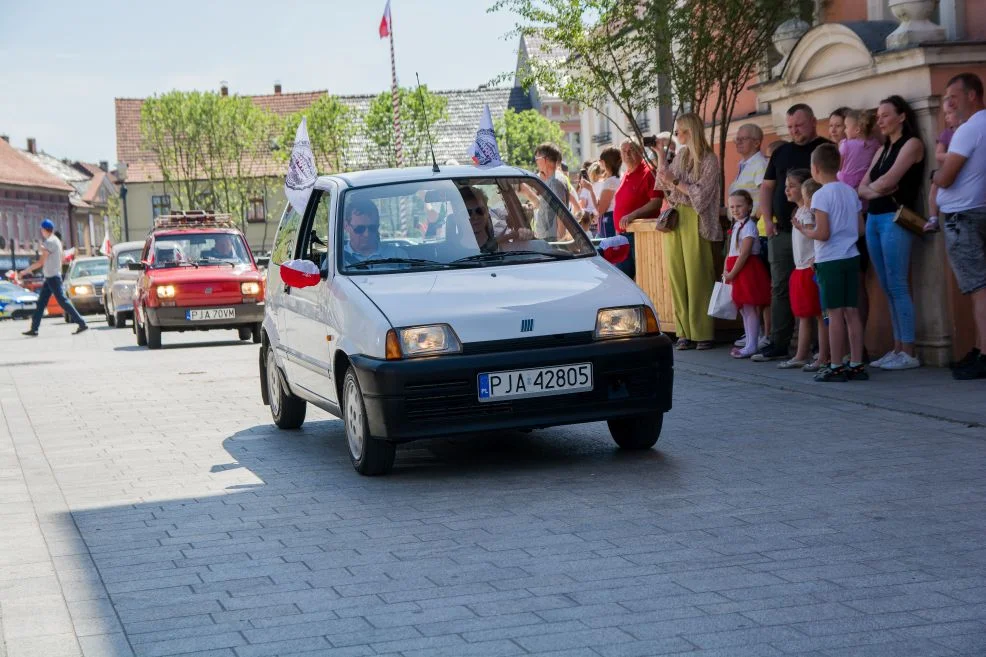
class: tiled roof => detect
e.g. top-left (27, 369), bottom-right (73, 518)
top-left (522, 34), bottom-right (569, 64)
top-left (0, 139), bottom-right (74, 192)
top-left (81, 171), bottom-right (107, 203)
top-left (116, 87), bottom-right (533, 182)
top-left (75, 161), bottom-right (119, 184)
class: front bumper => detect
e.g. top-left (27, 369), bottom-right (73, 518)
top-left (349, 333), bottom-right (674, 442)
top-left (68, 295), bottom-right (103, 314)
top-left (146, 303), bottom-right (264, 330)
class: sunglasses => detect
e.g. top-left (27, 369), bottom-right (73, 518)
top-left (466, 207), bottom-right (486, 217)
top-left (349, 223), bottom-right (379, 235)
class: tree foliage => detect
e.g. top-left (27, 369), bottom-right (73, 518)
top-left (363, 86), bottom-right (449, 168)
top-left (494, 108), bottom-right (571, 169)
top-left (280, 95), bottom-right (356, 173)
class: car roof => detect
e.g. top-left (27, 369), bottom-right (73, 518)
top-left (319, 165), bottom-right (536, 190)
top-left (152, 228), bottom-right (243, 238)
top-left (112, 241), bottom-right (145, 253)
top-left (74, 256), bottom-right (109, 263)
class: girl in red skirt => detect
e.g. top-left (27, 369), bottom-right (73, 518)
top-left (781, 172), bottom-right (831, 371)
top-left (724, 190), bottom-right (772, 358)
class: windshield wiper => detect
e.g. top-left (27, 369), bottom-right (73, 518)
top-left (195, 258), bottom-right (236, 267)
top-left (347, 257), bottom-right (462, 270)
top-left (153, 261), bottom-right (198, 269)
top-left (452, 250), bottom-right (576, 264)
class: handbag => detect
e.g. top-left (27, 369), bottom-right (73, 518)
top-left (655, 205), bottom-right (679, 233)
top-left (893, 203), bottom-right (928, 236)
top-left (708, 281), bottom-right (737, 320)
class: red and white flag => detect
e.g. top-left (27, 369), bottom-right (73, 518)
top-left (99, 228), bottom-right (112, 256)
top-left (379, 0), bottom-right (392, 38)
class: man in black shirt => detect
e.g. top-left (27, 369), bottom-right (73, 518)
top-left (754, 104), bottom-right (831, 361)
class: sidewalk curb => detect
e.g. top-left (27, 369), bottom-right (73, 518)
top-left (675, 361), bottom-right (986, 429)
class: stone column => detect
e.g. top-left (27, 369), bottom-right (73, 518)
top-left (910, 96), bottom-right (952, 366)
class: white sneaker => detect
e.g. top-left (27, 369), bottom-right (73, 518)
top-left (883, 353), bottom-right (921, 370)
top-left (758, 336), bottom-right (772, 350)
top-left (734, 337), bottom-right (747, 348)
top-left (870, 351), bottom-right (898, 368)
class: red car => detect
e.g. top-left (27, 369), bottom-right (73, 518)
top-left (131, 212), bottom-right (265, 349)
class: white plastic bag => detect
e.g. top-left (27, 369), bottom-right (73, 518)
top-left (708, 281), bottom-right (737, 320)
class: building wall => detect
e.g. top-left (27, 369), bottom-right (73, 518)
top-left (826, 0), bottom-right (868, 22)
top-left (0, 185), bottom-right (71, 251)
top-left (124, 181), bottom-right (287, 255)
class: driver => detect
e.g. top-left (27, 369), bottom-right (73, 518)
top-left (343, 199), bottom-right (407, 264)
top-left (202, 235), bottom-right (237, 260)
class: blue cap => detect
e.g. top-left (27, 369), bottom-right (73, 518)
top-left (40, 219), bottom-right (55, 231)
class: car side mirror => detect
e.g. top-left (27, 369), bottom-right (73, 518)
top-left (127, 261), bottom-right (146, 271)
top-left (280, 259), bottom-right (321, 289)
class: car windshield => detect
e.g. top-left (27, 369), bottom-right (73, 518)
top-left (116, 249), bottom-right (142, 269)
top-left (150, 233), bottom-right (251, 267)
top-left (337, 176), bottom-right (595, 274)
top-left (68, 259), bottom-right (109, 278)
top-left (0, 282), bottom-right (30, 296)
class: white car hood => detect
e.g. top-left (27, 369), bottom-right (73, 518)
top-left (349, 257), bottom-right (650, 343)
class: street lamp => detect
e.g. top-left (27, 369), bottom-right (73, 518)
top-left (116, 162), bottom-right (130, 241)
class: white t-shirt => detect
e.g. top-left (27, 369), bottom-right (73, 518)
top-left (937, 109), bottom-right (986, 213)
top-left (578, 188), bottom-right (595, 214)
top-left (810, 181), bottom-right (861, 264)
top-left (728, 218), bottom-right (760, 257)
top-left (792, 206), bottom-right (815, 269)
top-left (42, 235), bottom-right (63, 278)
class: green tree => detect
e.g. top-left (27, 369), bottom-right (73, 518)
top-left (280, 94), bottom-right (356, 173)
top-left (495, 108), bottom-right (571, 169)
top-left (363, 86), bottom-right (449, 168)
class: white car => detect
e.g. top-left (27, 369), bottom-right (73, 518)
top-left (260, 165), bottom-right (674, 475)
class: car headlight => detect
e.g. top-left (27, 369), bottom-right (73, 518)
top-left (386, 324), bottom-right (462, 359)
top-left (594, 306), bottom-right (659, 339)
top-left (156, 285), bottom-right (176, 298)
top-left (241, 281), bottom-right (261, 296)
top-left (71, 285), bottom-right (92, 296)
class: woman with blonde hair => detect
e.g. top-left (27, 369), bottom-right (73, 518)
top-left (655, 113), bottom-right (723, 350)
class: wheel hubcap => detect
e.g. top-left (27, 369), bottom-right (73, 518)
top-left (266, 350), bottom-right (281, 417)
top-left (345, 378), bottom-right (364, 461)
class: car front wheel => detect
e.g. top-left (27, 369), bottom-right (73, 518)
top-left (343, 368), bottom-right (395, 476)
top-left (266, 347), bottom-right (306, 429)
top-left (608, 412), bottom-right (664, 450)
top-left (146, 321), bottom-right (161, 350)
top-left (105, 300), bottom-right (116, 327)
top-left (135, 309), bottom-right (146, 346)
top-left (238, 326), bottom-right (252, 341)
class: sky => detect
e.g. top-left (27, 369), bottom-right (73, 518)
top-left (0, 0), bottom-right (522, 165)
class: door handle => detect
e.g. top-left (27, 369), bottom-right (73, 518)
top-left (283, 284), bottom-right (291, 294)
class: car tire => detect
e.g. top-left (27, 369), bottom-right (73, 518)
top-left (135, 311), bottom-right (147, 346)
top-left (64, 314), bottom-right (72, 323)
top-left (238, 326), bottom-right (252, 341)
top-left (343, 368), bottom-right (395, 476)
top-left (251, 323), bottom-right (262, 344)
top-left (266, 347), bottom-right (306, 429)
top-left (608, 412), bottom-right (664, 450)
top-left (114, 311), bottom-right (126, 328)
top-left (106, 302), bottom-right (116, 327)
top-left (146, 322), bottom-right (162, 350)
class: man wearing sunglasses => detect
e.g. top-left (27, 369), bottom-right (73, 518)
top-left (343, 199), bottom-right (406, 263)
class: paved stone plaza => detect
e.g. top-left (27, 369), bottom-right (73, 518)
top-left (1, 317), bottom-right (985, 657)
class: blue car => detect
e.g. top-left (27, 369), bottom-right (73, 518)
top-left (0, 281), bottom-right (40, 320)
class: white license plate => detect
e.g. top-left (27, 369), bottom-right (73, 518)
top-left (478, 363), bottom-right (592, 402)
top-left (186, 307), bottom-right (235, 321)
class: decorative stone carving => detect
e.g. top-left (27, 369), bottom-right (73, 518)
top-left (886, 0), bottom-right (946, 48)
top-left (772, 17), bottom-right (812, 77)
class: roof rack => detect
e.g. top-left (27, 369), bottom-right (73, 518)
top-left (152, 211), bottom-right (237, 232)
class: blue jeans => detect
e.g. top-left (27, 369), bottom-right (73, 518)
top-left (31, 276), bottom-right (86, 331)
top-left (598, 212), bottom-right (615, 238)
top-left (866, 211), bottom-right (915, 344)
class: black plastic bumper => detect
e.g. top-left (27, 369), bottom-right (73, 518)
top-left (349, 333), bottom-right (674, 442)
top-left (146, 303), bottom-right (263, 330)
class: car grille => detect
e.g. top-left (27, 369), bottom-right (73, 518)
top-left (462, 332), bottom-right (594, 355)
top-left (403, 365), bottom-right (658, 423)
top-left (93, 282), bottom-right (104, 296)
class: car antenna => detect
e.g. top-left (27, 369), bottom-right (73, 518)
top-left (416, 72), bottom-right (440, 173)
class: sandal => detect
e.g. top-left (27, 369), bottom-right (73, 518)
top-left (675, 338), bottom-right (694, 350)
top-left (777, 358), bottom-right (809, 369)
top-left (802, 360), bottom-right (823, 372)
top-left (696, 341), bottom-right (716, 351)
top-left (731, 347), bottom-right (754, 359)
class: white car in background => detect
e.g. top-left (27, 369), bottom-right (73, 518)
top-left (260, 165), bottom-right (674, 475)
top-left (103, 240), bottom-right (145, 328)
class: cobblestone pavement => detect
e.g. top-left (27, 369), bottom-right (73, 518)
top-left (1, 317), bottom-right (985, 657)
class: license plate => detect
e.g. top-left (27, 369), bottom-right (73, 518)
top-left (478, 363), bottom-right (592, 402)
top-left (186, 307), bottom-right (235, 321)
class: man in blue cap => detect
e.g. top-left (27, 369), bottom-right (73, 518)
top-left (19, 219), bottom-right (87, 336)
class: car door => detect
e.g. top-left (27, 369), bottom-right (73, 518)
top-left (281, 187), bottom-right (338, 403)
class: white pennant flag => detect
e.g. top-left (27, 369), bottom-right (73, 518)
top-left (284, 117), bottom-right (317, 214)
top-left (469, 104), bottom-right (502, 167)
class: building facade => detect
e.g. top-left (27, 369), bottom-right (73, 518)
top-left (0, 136), bottom-right (73, 257)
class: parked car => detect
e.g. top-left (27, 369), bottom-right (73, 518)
top-left (131, 212), bottom-right (265, 349)
top-left (103, 241), bottom-right (145, 328)
top-left (18, 273), bottom-right (64, 317)
top-left (63, 256), bottom-right (109, 318)
top-left (260, 165), bottom-right (674, 476)
top-left (0, 281), bottom-right (39, 320)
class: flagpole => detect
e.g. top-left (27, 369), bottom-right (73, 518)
top-left (388, 8), bottom-right (404, 168)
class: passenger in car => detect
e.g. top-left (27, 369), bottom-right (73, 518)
top-left (461, 186), bottom-right (535, 253)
